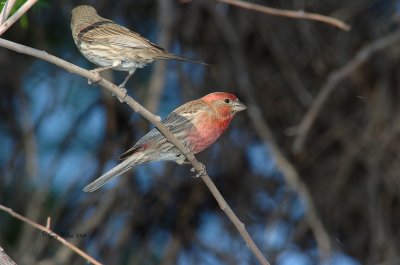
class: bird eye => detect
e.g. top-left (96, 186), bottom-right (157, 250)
top-left (224, 98), bottom-right (230, 103)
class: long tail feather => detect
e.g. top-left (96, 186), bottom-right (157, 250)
top-left (161, 53), bottom-right (210, 66)
top-left (83, 156), bottom-right (138, 192)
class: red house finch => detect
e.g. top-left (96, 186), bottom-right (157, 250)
top-left (84, 92), bottom-right (246, 192)
top-left (71, 5), bottom-right (206, 88)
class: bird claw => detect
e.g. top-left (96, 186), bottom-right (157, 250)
top-left (115, 85), bottom-right (128, 103)
top-left (88, 70), bottom-right (102, 84)
top-left (155, 115), bottom-right (161, 122)
top-left (191, 163), bottom-right (206, 178)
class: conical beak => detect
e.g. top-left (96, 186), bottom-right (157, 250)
top-left (233, 99), bottom-right (247, 112)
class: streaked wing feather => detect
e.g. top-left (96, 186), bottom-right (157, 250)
top-left (81, 22), bottom-right (161, 49)
top-left (119, 100), bottom-right (204, 160)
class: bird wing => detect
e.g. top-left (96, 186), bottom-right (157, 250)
top-left (118, 100), bottom-right (205, 161)
top-left (79, 20), bottom-right (164, 50)
top-left (77, 20), bottom-right (208, 64)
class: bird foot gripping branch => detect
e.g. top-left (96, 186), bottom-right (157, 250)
top-left (191, 163), bottom-right (207, 178)
top-left (115, 86), bottom-right (128, 103)
top-left (87, 68), bottom-right (128, 102)
top-left (88, 69), bottom-right (102, 85)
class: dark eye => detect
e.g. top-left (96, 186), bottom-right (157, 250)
top-left (224, 98), bottom-right (230, 103)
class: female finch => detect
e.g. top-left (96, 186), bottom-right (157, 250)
top-left (71, 5), bottom-right (206, 88)
top-left (84, 92), bottom-right (247, 192)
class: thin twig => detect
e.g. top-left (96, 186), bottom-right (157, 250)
top-left (0, 0), bottom-right (38, 36)
top-left (0, 38), bottom-right (271, 265)
top-left (292, 29), bottom-right (400, 153)
top-left (0, 204), bottom-right (102, 265)
top-left (182, 0), bottom-right (350, 31)
top-left (0, 0), bottom-right (16, 24)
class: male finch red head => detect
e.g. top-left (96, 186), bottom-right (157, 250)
top-left (71, 5), bottom-right (206, 88)
top-left (83, 92), bottom-right (247, 192)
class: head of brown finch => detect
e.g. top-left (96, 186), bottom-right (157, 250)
top-left (83, 92), bottom-right (246, 192)
top-left (71, 5), bottom-right (207, 88)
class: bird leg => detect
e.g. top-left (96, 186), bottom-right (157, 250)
top-left (113, 69), bottom-right (134, 102)
top-left (118, 69), bottom-right (136, 89)
top-left (175, 153), bottom-right (189, 165)
top-left (113, 69), bottom-right (136, 102)
top-left (88, 60), bottom-right (122, 85)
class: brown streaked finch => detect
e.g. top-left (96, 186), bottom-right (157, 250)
top-left (83, 92), bottom-right (247, 192)
top-left (71, 5), bottom-right (207, 89)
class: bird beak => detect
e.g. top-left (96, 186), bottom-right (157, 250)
top-left (233, 99), bottom-right (247, 112)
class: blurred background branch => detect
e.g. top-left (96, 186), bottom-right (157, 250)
top-left (0, 0), bottom-right (17, 24)
top-left (0, 0), bottom-right (37, 35)
top-left (292, 29), bottom-right (400, 153)
top-left (182, 0), bottom-right (351, 31)
top-left (144, 0), bottom-right (174, 113)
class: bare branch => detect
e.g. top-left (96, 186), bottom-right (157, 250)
top-left (182, 0), bottom-right (350, 31)
top-left (0, 204), bottom-right (102, 265)
top-left (0, 38), bottom-right (271, 265)
top-left (292, 29), bottom-right (400, 153)
top-left (0, 0), bottom-right (17, 24)
top-left (0, 0), bottom-right (38, 36)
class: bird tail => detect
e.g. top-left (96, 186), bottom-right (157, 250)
top-left (161, 53), bottom-right (210, 66)
top-left (83, 155), bottom-right (140, 192)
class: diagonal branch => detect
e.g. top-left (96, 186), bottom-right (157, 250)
top-left (0, 0), bottom-right (38, 36)
top-left (0, 204), bottom-right (102, 265)
top-left (0, 38), bottom-right (271, 265)
top-left (292, 29), bottom-right (400, 153)
top-left (182, 0), bottom-right (350, 31)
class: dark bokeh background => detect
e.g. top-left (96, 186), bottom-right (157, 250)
top-left (0, 0), bottom-right (400, 264)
